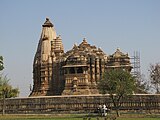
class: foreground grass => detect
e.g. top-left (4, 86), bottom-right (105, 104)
top-left (0, 114), bottom-right (160, 120)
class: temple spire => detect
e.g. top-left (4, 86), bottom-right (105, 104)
top-left (36, 18), bottom-right (57, 62)
top-left (30, 18), bottom-right (63, 96)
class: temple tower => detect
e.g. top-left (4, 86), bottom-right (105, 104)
top-left (30, 18), bottom-right (64, 96)
top-left (106, 48), bottom-right (132, 72)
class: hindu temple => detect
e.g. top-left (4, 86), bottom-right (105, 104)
top-left (29, 18), bottom-right (132, 96)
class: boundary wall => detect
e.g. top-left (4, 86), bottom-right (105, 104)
top-left (0, 94), bottom-right (160, 114)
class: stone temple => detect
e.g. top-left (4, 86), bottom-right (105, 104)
top-left (30, 18), bottom-right (132, 96)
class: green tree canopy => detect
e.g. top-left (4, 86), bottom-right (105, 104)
top-left (98, 69), bottom-right (136, 116)
top-left (0, 75), bottom-right (19, 99)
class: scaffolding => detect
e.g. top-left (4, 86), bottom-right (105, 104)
top-left (131, 51), bottom-right (141, 80)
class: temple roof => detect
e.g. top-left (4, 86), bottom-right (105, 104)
top-left (61, 38), bottom-right (107, 62)
top-left (106, 48), bottom-right (131, 68)
top-left (110, 48), bottom-right (129, 58)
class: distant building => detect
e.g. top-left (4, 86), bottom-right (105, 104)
top-left (30, 18), bottom-right (132, 96)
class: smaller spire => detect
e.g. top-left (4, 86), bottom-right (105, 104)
top-left (113, 48), bottom-right (125, 58)
top-left (82, 38), bottom-right (88, 45)
top-left (42, 17), bottom-right (53, 27)
top-left (73, 43), bottom-right (78, 50)
top-left (116, 47), bottom-right (120, 52)
top-left (57, 35), bottom-right (62, 39)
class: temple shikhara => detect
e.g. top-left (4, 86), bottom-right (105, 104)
top-left (30, 18), bottom-right (132, 96)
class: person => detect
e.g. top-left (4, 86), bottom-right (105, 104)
top-left (102, 104), bottom-right (107, 116)
top-left (98, 104), bottom-right (103, 116)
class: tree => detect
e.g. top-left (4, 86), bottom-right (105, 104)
top-left (0, 75), bottom-right (19, 115)
top-left (149, 63), bottom-right (160, 93)
top-left (0, 56), bottom-right (19, 114)
top-left (0, 56), bottom-right (19, 98)
top-left (98, 69), bottom-right (136, 117)
top-left (0, 75), bottom-right (19, 98)
top-left (134, 74), bottom-right (150, 93)
top-left (0, 56), bottom-right (4, 71)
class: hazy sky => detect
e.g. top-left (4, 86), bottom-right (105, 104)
top-left (0, 0), bottom-right (160, 97)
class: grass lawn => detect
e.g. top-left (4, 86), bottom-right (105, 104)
top-left (0, 114), bottom-right (160, 120)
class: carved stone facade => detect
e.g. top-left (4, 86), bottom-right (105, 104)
top-left (61, 39), bottom-right (107, 95)
top-left (106, 48), bottom-right (132, 72)
top-left (30, 18), bottom-right (132, 96)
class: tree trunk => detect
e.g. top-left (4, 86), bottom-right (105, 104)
top-left (2, 94), bottom-right (5, 115)
top-left (111, 95), bottom-right (121, 117)
top-left (116, 109), bottom-right (120, 117)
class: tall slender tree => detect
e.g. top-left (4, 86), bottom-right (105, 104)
top-left (0, 56), bottom-right (4, 71)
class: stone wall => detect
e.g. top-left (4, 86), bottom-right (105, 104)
top-left (0, 94), bottom-right (160, 114)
